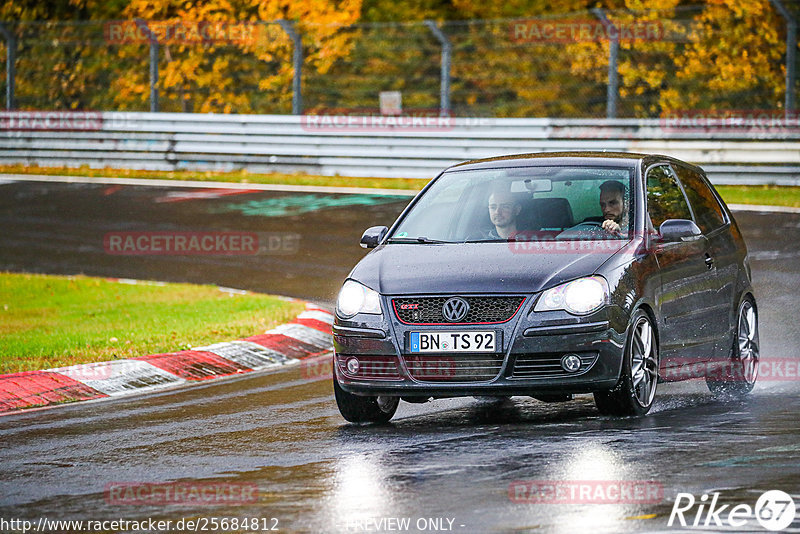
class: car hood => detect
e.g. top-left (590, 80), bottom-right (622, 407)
top-left (349, 241), bottom-right (628, 295)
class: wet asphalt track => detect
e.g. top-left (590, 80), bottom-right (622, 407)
top-left (0, 180), bottom-right (799, 533)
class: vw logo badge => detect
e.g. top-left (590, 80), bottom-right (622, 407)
top-left (442, 297), bottom-right (469, 322)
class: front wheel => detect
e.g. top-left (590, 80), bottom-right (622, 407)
top-left (594, 310), bottom-right (659, 416)
top-left (706, 297), bottom-right (758, 398)
top-left (333, 376), bottom-right (398, 424)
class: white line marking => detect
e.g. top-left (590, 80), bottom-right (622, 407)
top-left (11, 174), bottom-right (800, 210)
top-left (728, 203), bottom-right (800, 214)
top-left (1, 173), bottom-right (419, 196)
top-left (113, 278), bottom-right (167, 286)
top-left (749, 250), bottom-right (800, 260)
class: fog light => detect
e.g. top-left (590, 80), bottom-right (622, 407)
top-left (561, 354), bottom-right (582, 373)
top-left (346, 357), bottom-right (360, 374)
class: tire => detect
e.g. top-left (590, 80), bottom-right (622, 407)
top-left (594, 310), bottom-right (659, 416)
top-left (706, 297), bottom-right (758, 398)
top-left (333, 376), bottom-right (399, 424)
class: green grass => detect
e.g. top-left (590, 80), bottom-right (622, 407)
top-left (714, 185), bottom-right (800, 208)
top-left (0, 273), bottom-right (306, 374)
top-left (2, 164), bottom-right (798, 207)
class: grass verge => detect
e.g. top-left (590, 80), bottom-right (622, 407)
top-left (0, 273), bottom-right (307, 374)
top-left (0, 164), bottom-right (429, 191)
top-left (2, 164), bottom-right (800, 207)
top-left (714, 185), bottom-right (800, 208)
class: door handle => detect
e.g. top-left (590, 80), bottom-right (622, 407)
top-left (704, 253), bottom-right (714, 269)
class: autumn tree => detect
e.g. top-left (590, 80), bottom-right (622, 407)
top-left (563, 0), bottom-right (794, 117)
top-left (1, 0), bottom-right (795, 116)
top-left (317, 0), bottom-right (597, 116)
top-left (0, 0), bottom-right (127, 110)
top-left (661, 0), bottom-right (788, 113)
top-left (116, 0), bottom-right (362, 113)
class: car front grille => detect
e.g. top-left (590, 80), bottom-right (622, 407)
top-left (404, 354), bottom-right (504, 382)
top-left (510, 352), bottom-right (598, 378)
top-left (393, 296), bottom-right (525, 325)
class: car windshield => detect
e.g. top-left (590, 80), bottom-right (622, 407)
top-left (390, 165), bottom-right (635, 243)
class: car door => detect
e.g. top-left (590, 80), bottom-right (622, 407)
top-left (672, 163), bottom-right (737, 359)
top-left (646, 164), bottom-right (717, 362)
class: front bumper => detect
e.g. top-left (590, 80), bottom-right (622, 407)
top-left (333, 301), bottom-right (628, 398)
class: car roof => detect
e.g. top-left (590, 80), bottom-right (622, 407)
top-left (447, 151), bottom-right (705, 175)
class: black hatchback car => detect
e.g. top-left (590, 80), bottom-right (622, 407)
top-left (332, 152), bottom-right (758, 423)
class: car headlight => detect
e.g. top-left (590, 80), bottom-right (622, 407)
top-left (534, 276), bottom-right (609, 315)
top-left (336, 280), bottom-right (382, 318)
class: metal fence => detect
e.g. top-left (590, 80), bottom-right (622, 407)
top-left (1, 111), bottom-right (798, 184)
top-left (0, 4), bottom-right (798, 118)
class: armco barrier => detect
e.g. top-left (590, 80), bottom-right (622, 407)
top-left (0, 112), bottom-right (799, 185)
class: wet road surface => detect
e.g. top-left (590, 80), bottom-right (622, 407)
top-left (1, 180), bottom-right (799, 533)
top-left (0, 180), bottom-right (413, 304)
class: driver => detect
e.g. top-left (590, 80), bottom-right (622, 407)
top-left (582, 180), bottom-right (627, 236)
top-left (486, 188), bottom-right (522, 240)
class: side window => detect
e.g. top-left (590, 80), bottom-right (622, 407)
top-left (646, 165), bottom-right (692, 229)
top-left (674, 165), bottom-right (726, 234)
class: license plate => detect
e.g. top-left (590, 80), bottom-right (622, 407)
top-left (409, 331), bottom-right (497, 353)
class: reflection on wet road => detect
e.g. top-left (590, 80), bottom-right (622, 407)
top-left (1, 181), bottom-right (799, 533)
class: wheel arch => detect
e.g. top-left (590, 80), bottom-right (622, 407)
top-left (740, 290), bottom-right (757, 314)
top-left (631, 300), bottom-right (660, 348)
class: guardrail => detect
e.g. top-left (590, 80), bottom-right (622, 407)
top-left (1, 112), bottom-right (799, 185)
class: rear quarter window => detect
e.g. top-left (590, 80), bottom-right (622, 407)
top-left (646, 165), bottom-right (692, 228)
top-left (674, 165), bottom-right (727, 234)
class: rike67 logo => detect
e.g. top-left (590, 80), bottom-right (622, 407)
top-left (669, 490), bottom-right (796, 531)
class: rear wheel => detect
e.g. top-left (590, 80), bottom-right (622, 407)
top-left (594, 310), bottom-right (659, 416)
top-left (333, 376), bottom-right (399, 424)
top-left (706, 298), bottom-right (758, 397)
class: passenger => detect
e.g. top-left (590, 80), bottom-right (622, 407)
top-left (486, 189), bottom-right (522, 240)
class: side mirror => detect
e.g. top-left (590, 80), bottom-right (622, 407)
top-left (360, 226), bottom-right (388, 248)
top-left (659, 219), bottom-right (702, 242)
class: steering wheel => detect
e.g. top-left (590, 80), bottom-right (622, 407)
top-left (556, 220), bottom-right (613, 240)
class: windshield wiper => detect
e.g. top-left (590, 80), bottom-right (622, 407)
top-left (386, 236), bottom-right (448, 244)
